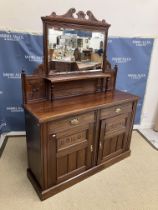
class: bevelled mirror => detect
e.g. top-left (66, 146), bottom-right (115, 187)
top-left (41, 8), bottom-right (110, 76)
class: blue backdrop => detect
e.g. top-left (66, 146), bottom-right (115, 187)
top-left (0, 31), bottom-right (154, 133)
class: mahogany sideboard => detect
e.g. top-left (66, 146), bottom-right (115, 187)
top-left (21, 8), bottom-right (138, 200)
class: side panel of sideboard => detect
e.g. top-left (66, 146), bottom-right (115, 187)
top-left (25, 111), bottom-right (43, 188)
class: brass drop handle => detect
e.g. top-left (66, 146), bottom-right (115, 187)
top-left (32, 87), bottom-right (39, 92)
top-left (90, 145), bottom-right (93, 152)
top-left (99, 142), bottom-right (102, 149)
top-left (115, 108), bottom-right (121, 113)
top-left (51, 134), bottom-right (56, 139)
top-left (70, 118), bottom-right (79, 125)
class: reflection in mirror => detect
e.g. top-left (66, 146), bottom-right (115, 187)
top-left (48, 27), bottom-right (105, 74)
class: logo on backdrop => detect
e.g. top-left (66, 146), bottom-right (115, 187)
top-left (3, 72), bottom-right (21, 79)
top-left (120, 89), bottom-right (128, 92)
top-left (0, 120), bottom-right (7, 134)
top-left (0, 33), bottom-right (24, 42)
top-left (6, 106), bottom-right (24, 113)
top-left (132, 40), bottom-right (151, 47)
top-left (112, 57), bottom-right (132, 64)
top-left (0, 31), bottom-right (154, 131)
top-left (128, 73), bottom-right (146, 80)
top-left (25, 55), bottom-right (43, 62)
top-left (108, 39), bottom-right (113, 44)
top-left (137, 102), bottom-right (142, 107)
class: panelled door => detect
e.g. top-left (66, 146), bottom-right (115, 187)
top-left (98, 103), bottom-right (133, 164)
top-left (47, 112), bottom-right (95, 187)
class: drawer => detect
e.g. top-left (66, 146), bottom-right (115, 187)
top-left (48, 112), bottom-right (95, 133)
top-left (100, 102), bottom-right (132, 119)
top-left (104, 113), bottom-right (129, 138)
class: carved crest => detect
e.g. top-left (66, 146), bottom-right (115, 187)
top-left (76, 11), bottom-right (86, 19)
top-left (49, 8), bottom-right (108, 25)
top-left (51, 8), bottom-right (76, 18)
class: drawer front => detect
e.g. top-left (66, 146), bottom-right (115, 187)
top-left (104, 113), bottom-right (128, 138)
top-left (48, 112), bottom-right (95, 133)
top-left (100, 102), bottom-right (132, 119)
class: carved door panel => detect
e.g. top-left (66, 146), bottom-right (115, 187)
top-left (47, 118), bottom-right (95, 187)
top-left (98, 113), bottom-right (132, 164)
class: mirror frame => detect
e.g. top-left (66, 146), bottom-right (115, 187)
top-left (41, 8), bottom-right (111, 76)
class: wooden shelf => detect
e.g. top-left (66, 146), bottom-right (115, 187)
top-left (45, 72), bottom-right (112, 83)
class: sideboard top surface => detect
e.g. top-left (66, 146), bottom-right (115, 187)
top-left (24, 90), bottom-right (138, 123)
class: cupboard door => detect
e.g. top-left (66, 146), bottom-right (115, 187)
top-left (47, 123), bottom-right (95, 186)
top-left (98, 112), bottom-right (132, 164)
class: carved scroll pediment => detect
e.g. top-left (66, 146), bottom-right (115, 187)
top-left (76, 11), bottom-right (86, 19)
top-left (49, 8), bottom-right (108, 25)
top-left (51, 8), bottom-right (76, 18)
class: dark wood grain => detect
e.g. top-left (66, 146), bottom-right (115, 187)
top-left (25, 111), bottom-right (43, 188)
top-left (23, 8), bottom-right (138, 200)
top-left (98, 111), bottom-right (133, 164)
top-left (48, 117), bottom-right (94, 184)
top-left (21, 73), bottom-right (47, 104)
top-left (27, 150), bottom-right (131, 200)
top-left (46, 72), bottom-right (112, 83)
top-left (24, 90), bottom-right (138, 123)
top-left (42, 8), bottom-right (110, 27)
